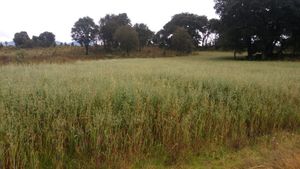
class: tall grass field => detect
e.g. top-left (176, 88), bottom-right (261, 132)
top-left (0, 52), bottom-right (299, 168)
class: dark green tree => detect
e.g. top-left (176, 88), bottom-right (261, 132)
top-left (171, 27), bottom-right (194, 54)
top-left (99, 13), bottom-right (131, 51)
top-left (38, 32), bottom-right (56, 47)
top-left (153, 29), bottom-right (170, 49)
top-left (215, 0), bottom-right (300, 59)
top-left (163, 13), bottom-right (208, 47)
top-left (71, 16), bottom-right (98, 55)
top-left (13, 31), bottom-right (31, 48)
top-left (284, 0), bottom-right (300, 57)
top-left (114, 25), bottom-right (139, 56)
top-left (215, 0), bottom-right (257, 58)
top-left (133, 23), bottom-right (154, 51)
top-left (32, 36), bottom-right (40, 47)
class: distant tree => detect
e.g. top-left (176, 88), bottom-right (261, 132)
top-left (71, 16), bottom-right (98, 55)
top-left (99, 13), bottom-right (131, 51)
top-left (114, 25), bottom-right (139, 56)
top-left (38, 32), bottom-right (55, 47)
top-left (171, 27), bottom-right (194, 54)
top-left (0, 42), bottom-right (3, 48)
top-left (4, 41), bottom-right (8, 47)
top-left (133, 23), bottom-right (154, 51)
top-left (162, 13), bottom-right (208, 48)
top-left (153, 29), bottom-right (170, 49)
top-left (32, 36), bottom-right (40, 46)
top-left (13, 31), bottom-right (31, 48)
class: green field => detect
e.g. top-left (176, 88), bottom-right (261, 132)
top-left (0, 52), bottom-right (299, 168)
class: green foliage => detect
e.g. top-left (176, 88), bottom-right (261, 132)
top-left (37, 32), bottom-right (56, 47)
top-left (153, 29), bottom-right (169, 49)
top-left (13, 31), bottom-right (31, 48)
top-left (215, 0), bottom-right (300, 59)
top-left (0, 53), bottom-right (299, 168)
top-left (171, 27), bottom-right (194, 53)
top-left (133, 23), bottom-right (154, 51)
top-left (114, 25), bottom-right (139, 55)
top-left (32, 32), bottom-right (56, 48)
top-left (71, 16), bottom-right (98, 55)
top-left (99, 13), bottom-right (131, 51)
top-left (13, 31), bottom-right (56, 49)
top-left (159, 13), bottom-right (208, 48)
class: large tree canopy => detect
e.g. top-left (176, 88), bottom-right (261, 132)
top-left (215, 0), bottom-right (300, 59)
top-left (161, 13), bottom-right (208, 48)
top-left (133, 23), bottom-right (154, 51)
top-left (114, 25), bottom-right (139, 56)
top-left (171, 27), bottom-right (194, 54)
top-left (71, 17), bottom-right (98, 55)
top-left (13, 31), bottom-right (31, 48)
top-left (99, 13), bottom-right (131, 50)
top-left (37, 32), bottom-right (56, 47)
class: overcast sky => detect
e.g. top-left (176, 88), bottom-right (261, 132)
top-left (0, 0), bottom-right (218, 42)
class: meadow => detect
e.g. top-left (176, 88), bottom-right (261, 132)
top-left (0, 51), bottom-right (299, 168)
top-left (0, 47), bottom-right (174, 65)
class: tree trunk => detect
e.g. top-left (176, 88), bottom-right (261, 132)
top-left (293, 44), bottom-right (296, 58)
top-left (293, 36), bottom-right (297, 58)
top-left (263, 42), bottom-right (274, 60)
top-left (276, 40), bottom-right (286, 58)
top-left (246, 37), bottom-right (253, 60)
top-left (234, 50), bottom-right (237, 60)
top-left (247, 48), bottom-right (253, 60)
top-left (85, 45), bottom-right (89, 55)
top-left (202, 31), bottom-right (211, 48)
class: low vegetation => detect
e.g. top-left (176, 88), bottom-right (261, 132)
top-left (0, 52), bottom-right (299, 168)
top-left (0, 46), bottom-right (176, 65)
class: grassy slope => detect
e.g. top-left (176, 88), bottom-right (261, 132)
top-left (0, 51), bottom-right (299, 168)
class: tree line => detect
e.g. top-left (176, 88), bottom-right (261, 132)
top-left (71, 13), bottom-right (220, 55)
top-left (13, 31), bottom-right (56, 48)
top-left (71, 14), bottom-right (153, 55)
top-left (9, 13), bottom-right (217, 55)
top-left (5, 0), bottom-right (300, 59)
top-left (215, 0), bottom-right (300, 59)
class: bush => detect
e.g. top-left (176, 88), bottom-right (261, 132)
top-left (171, 27), bottom-right (194, 54)
top-left (114, 25), bottom-right (139, 56)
